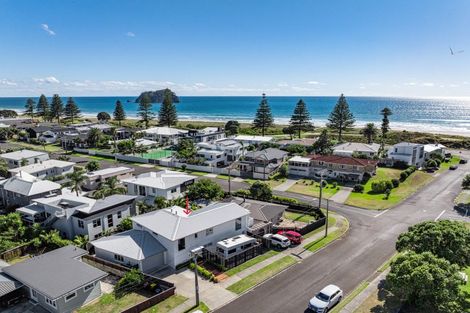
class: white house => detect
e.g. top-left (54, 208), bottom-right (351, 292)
top-left (287, 155), bottom-right (312, 177)
top-left (16, 193), bottom-right (137, 240)
top-left (196, 139), bottom-right (244, 166)
top-left (141, 127), bottom-right (188, 146)
top-left (333, 142), bottom-right (380, 158)
top-left (8, 159), bottom-right (76, 179)
top-left (0, 150), bottom-right (49, 168)
top-left (188, 127), bottom-right (226, 143)
top-left (121, 170), bottom-right (196, 202)
top-left (0, 172), bottom-right (61, 207)
top-left (83, 166), bottom-right (134, 190)
top-left (423, 143), bottom-right (446, 160)
top-left (387, 142), bottom-right (425, 167)
top-left (91, 202), bottom-right (251, 270)
top-left (233, 135), bottom-right (274, 146)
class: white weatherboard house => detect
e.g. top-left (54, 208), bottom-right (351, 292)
top-left (0, 149), bottom-right (49, 168)
top-left (196, 139), bottom-right (244, 166)
top-left (233, 135), bottom-right (274, 146)
top-left (8, 159), bottom-right (76, 179)
top-left (83, 166), bottom-right (134, 190)
top-left (333, 142), bottom-right (380, 158)
top-left (423, 143), bottom-right (446, 160)
top-left (92, 202), bottom-right (251, 270)
top-left (0, 172), bottom-right (61, 207)
top-left (141, 126), bottom-right (188, 146)
top-left (388, 142), bottom-right (425, 167)
top-left (122, 170), bottom-right (196, 202)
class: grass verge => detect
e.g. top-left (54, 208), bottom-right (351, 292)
top-left (303, 214), bottom-right (337, 239)
top-left (225, 250), bottom-right (279, 276)
top-left (330, 281), bottom-right (369, 313)
top-left (287, 179), bottom-right (340, 199)
top-left (303, 217), bottom-right (349, 252)
top-left (77, 292), bottom-right (147, 313)
top-left (184, 301), bottom-right (210, 313)
top-left (143, 295), bottom-right (188, 313)
top-left (226, 256), bottom-right (297, 294)
top-left (283, 211), bottom-right (317, 224)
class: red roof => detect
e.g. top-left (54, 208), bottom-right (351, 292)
top-left (309, 154), bottom-right (378, 166)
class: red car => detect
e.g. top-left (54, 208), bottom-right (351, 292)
top-left (277, 230), bottom-right (303, 244)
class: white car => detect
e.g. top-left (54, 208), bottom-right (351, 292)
top-left (308, 284), bottom-right (343, 312)
top-left (263, 233), bottom-right (291, 249)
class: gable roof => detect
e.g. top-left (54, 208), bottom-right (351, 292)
top-left (84, 166), bottom-right (134, 179)
top-left (2, 246), bottom-right (107, 300)
top-left (9, 159), bottom-right (75, 175)
top-left (0, 172), bottom-right (61, 196)
top-left (142, 127), bottom-right (188, 136)
top-left (245, 148), bottom-right (288, 160)
top-left (333, 142), bottom-right (380, 153)
top-left (0, 149), bottom-right (48, 161)
top-left (310, 155), bottom-right (378, 166)
top-left (121, 170), bottom-right (195, 190)
top-left (92, 229), bottom-right (166, 260)
top-left (132, 202), bottom-right (250, 241)
top-left (243, 201), bottom-right (286, 223)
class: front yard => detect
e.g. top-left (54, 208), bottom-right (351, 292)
top-left (287, 179), bottom-right (340, 199)
top-left (225, 250), bottom-right (279, 276)
top-left (77, 292), bottom-right (147, 313)
top-left (345, 168), bottom-right (433, 210)
top-left (437, 155), bottom-right (460, 172)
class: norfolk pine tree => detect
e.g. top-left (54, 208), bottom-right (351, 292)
top-left (327, 94), bottom-right (355, 142)
top-left (36, 94), bottom-right (50, 121)
top-left (380, 107), bottom-right (392, 151)
top-left (138, 94), bottom-right (155, 129)
top-left (253, 93), bottom-right (273, 136)
top-left (24, 98), bottom-right (36, 122)
top-left (64, 97), bottom-right (81, 123)
top-left (113, 100), bottom-right (126, 126)
top-left (158, 89), bottom-right (178, 127)
top-left (289, 99), bottom-right (313, 138)
top-left (50, 94), bottom-right (64, 124)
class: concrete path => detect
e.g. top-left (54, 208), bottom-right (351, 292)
top-left (273, 179), bottom-right (298, 192)
top-left (232, 177), bottom-right (244, 182)
top-left (330, 187), bottom-right (353, 204)
top-left (204, 173), bottom-right (218, 178)
top-left (340, 269), bottom-right (389, 313)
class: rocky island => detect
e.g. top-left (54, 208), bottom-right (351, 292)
top-left (135, 89), bottom-right (180, 103)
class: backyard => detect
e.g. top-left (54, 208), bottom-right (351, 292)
top-left (345, 168), bottom-right (433, 210)
top-left (287, 179), bottom-right (341, 199)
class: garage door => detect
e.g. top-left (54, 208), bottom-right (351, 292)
top-left (141, 252), bottom-right (165, 273)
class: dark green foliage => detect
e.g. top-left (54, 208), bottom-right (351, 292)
top-left (135, 89), bottom-right (179, 103)
top-left (360, 123), bottom-right (378, 144)
top-left (312, 129), bottom-right (333, 155)
top-left (380, 107), bottom-right (393, 151)
top-left (462, 174), bottom-right (470, 189)
top-left (187, 178), bottom-right (224, 201)
top-left (426, 159), bottom-right (438, 169)
top-left (225, 120), bottom-right (240, 136)
top-left (158, 89), bottom-right (177, 127)
top-left (371, 180), bottom-right (393, 194)
top-left (36, 94), bottom-right (50, 121)
top-left (176, 138), bottom-right (197, 160)
top-left (386, 251), bottom-right (466, 313)
top-left (115, 269), bottom-right (144, 297)
top-left (253, 94), bottom-right (273, 136)
top-left (24, 98), bottom-right (36, 120)
top-left (353, 184), bottom-right (364, 193)
top-left (117, 217), bottom-right (133, 232)
top-left (278, 163), bottom-right (288, 178)
top-left (97, 111), bottom-right (111, 122)
top-left (50, 94), bottom-right (64, 123)
top-left (391, 178), bottom-right (400, 188)
top-left (396, 220), bottom-right (470, 266)
top-left (64, 97), bottom-right (81, 123)
top-left (327, 94), bottom-right (355, 142)
top-left (85, 160), bottom-right (100, 172)
top-left (282, 126), bottom-right (295, 140)
top-left (249, 181), bottom-right (272, 201)
top-left (272, 195), bottom-right (299, 204)
top-left (87, 128), bottom-right (103, 147)
top-left (113, 100), bottom-right (126, 126)
top-left (154, 196), bottom-right (167, 209)
top-left (286, 144), bottom-right (307, 156)
top-left (289, 99), bottom-right (313, 138)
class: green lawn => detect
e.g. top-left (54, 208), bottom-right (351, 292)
top-left (455, 190), bottom-right (470, 205)
top-left (462, 267), bottom-right (470, 294)
top-left (304, 218), bottom-right (349, 252)
top-left (345, 168), bottom-right (433, 210)
top-left (283, 211), bottom-right (317, 223)
top-left (438, 155), bottom-right (460, 172)
top-left (185, 302), bottom-right (210, 313)
top-left (303, 214), bottom-right (337, 239)
top-left (287, 179), bottom-right (340, 199)
top-left (226, 256), bottom-right (297, 294)
top-left (77, 292), bottom-right (147, 313)
top-left (9, 141), bottom-right (64, 153)
top-left (225, 250), bottom-right (279, 276)
top-left (143, 295), bottom-right (188, 313)
top-left (243, 178), bottom-right (285, 188)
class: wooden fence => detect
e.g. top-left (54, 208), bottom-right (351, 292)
top-left (0, 242), bottom-right (34, 262)
top-left (121, 287), bottom-right (175, 313)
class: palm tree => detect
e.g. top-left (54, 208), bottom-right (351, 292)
top-left (73, 235), bottom-right (89, 249)
top-left (94, 177), bottom-right (126, 199)
top-left (67, 169), bottom-right (86, 196)
top-left (360, 123), bottom-right (378, 144)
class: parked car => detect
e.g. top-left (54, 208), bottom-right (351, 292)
top-left (460, 159), bottom-right (467, 164)
top-left (277, 230), bottom-right (303, 244)
top-left (263, 233), bottom-right (291, 249)
top-left (308, 284), bottom-right (343, 312)
top-left (449, 165), bottom-right (458, 170)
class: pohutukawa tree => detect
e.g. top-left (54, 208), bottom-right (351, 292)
top-left (97, 111), bottom-right (111, 122)
top-left (360, 123), bottom-right (378, 144)
top-left (36, 94), bottom-right (50, 121)
top-left (158, 89), bottom-right (178, 127)
top-left (289, 99), bottom-right (313, 138)
top-left (50, 94), bottom-right (64, 124)
top-left (24, 98), bottom-right (36, 121)
top-left (113, 100), bottom-right (126, 126)
top-left (64, 97), bottom-right (81, 123)
top-left (327, 94), bottom-right (355, 142)
top-left (253, 93), bottom-right (273, 136)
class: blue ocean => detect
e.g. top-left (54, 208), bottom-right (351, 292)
top-left (1, 96), bottom-right (470, 135)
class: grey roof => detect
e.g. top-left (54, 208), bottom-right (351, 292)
top-left (243, 201), bottom-right (286, 223)
top-left (333, 142), bottom-right (380, 153)
top-left (0, 172), bottom-right (61, 196)
top-left (73, 194), bottom-right (137, 218)
top-left (2, 246), bottom-right (107, 300)
top-left (0, 149), bottom-right (48, 161)
top-left (92, 229), bottom-right (166, 260)
top-left (132, 202), bottom-right (250, 241)
top-left (0, 272), bottom-right (23, 297)
top-left (245, 148), bottom-right (288, 160)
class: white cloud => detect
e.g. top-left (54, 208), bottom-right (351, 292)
top-left (306, 81), bottom-right (320, 85)
top-left (277, 82), bottom-right (289, 87)
top-left (41, 24), bottom-right (56, 36)
top-left (125, 32), bottom-right (136, 37)
top-left (194, 83), bottom-right (206, 88)
top-left (0, 79), bottom-right (17, 86)
top-left (421, 82), bottom-right (434, 87)
top-left (33, 76), bottom-right (60, 84)
top-left (404, 82), bottom-right (417, 86)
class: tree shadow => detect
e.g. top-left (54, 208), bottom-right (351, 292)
top-left (370, 280), bottom-right (403, 313)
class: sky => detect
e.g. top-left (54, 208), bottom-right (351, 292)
top-left (0, 0), bottom-right (470, 97)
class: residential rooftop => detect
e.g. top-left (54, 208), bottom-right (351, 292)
top-left (0, 149), bottom-right (48, 161)
top-left (310, 154), bottom-right (378, 166)
top-left (121, 170), bottom-right (196, 190)
top-left (0, 171), bottom-right (61, 196)
top-left (333, 142), bottom-right (380, 153)
top-left (9, 159), bottom-right (75, 175)
top-left (142, 126), bottom-right (188, 136)
top-left (84, 166), bottom-right (134, 179)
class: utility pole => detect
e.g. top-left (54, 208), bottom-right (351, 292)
top-left (190, 247), bottom-right (203, 307)
top-left (228, 166), bottom-right (231, 195)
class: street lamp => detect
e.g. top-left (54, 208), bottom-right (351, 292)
top-left (190, 246), bottom-right (204, 307)
top-left (317, 169), bottom-right (329, 238)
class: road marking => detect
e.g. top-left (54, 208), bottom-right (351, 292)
top-left (374, 209), bottom-right (389, 218)
top-left (434, 210), bottom-right (446, 221)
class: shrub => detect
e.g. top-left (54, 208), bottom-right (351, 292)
top-left (426, 159), bottom-right (438, 169)
top-left (114, 269), bottom-right (144, 296)
top-left (272, 195), bottom-right (299, 204)
top-left (384, 188), bottom-right (391, 199)
top-left (234, 189), bottom-right (250, 197)
top-left (371, 180), bottom-right (392, 194)
top-left (462, 174), bottom-right (470, 189)
top-left (181, 164), bottom-right (187, 171)
top-left (332, 182), bottom-right (337, 188)
top-left (249, 181), bottom-right (272, 201)
top-left (353, 184), bottom-right (364, 193)
top-left (278, 163), bottom-right (288, 178)
top-left (391, 178), bottom-right (400, 188)
top-left (400, 171), bottom-right (409, 181)
top-left (189, 263), bottom-right (216, 282)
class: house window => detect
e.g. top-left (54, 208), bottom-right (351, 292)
top-left (117, 211), bottom-right (122, 219)
top-left (78, 220), bottom-right (84, 229)
top-left (45, 297), bottom-right (56, 308)
top-left (194, 233), bottom-right (198, 238)
top-left (206, 228), bottom-right (213, 236)
top-left (235, 218), bottom-right (242, 230)
top-left (65, 291), bottom-right (77, 302)
top-left (178, 238), bottom-right (186, 251)
top-left (84, 282), bottom-right (95, 292)
top-left (228, 248), bottom-right (237, 255)
top-left (114, 254), bottom-right (124, 262)
top-left (92, 218), bottom-right (101, 228)
top-left (171, 188), bottom-right (177, 193)
top-left (107, 214), bottom-right (113, 227)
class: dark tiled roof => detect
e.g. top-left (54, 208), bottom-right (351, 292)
top-left (310, 154), bottom-right (378, 166)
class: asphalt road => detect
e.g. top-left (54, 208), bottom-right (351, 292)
top-left (215, 163), bottom-right (470, 313)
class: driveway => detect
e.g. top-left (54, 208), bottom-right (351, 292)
top-left (215, 162), bottom-right (470, 313)
top-left (273, 179), bottom-right (297, 192)
top-left (329, 187), bottom-right (353, 204)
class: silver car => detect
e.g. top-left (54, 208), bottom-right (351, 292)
top-left (308, 284), bottom-right (343, 312)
